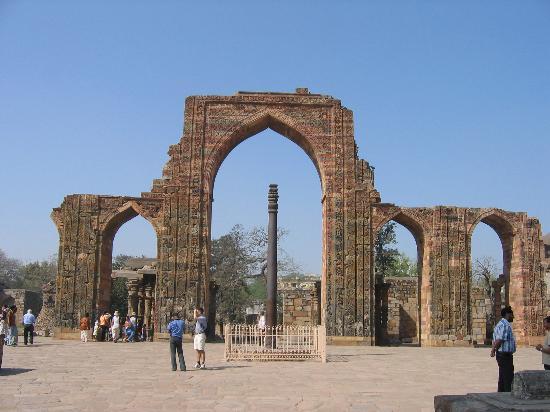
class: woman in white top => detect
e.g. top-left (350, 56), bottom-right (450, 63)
top-left (535, 316), bottom-right (550, 370)
top-left (0, 309), bottom-right (8, 369)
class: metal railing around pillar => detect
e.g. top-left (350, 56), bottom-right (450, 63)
top-left (224, 324), bottom-right (326, 362)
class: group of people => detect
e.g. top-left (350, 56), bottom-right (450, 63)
top-left (490, 305), bottom-right (550, 392)
top-left (167, 306), bottom-right (208, 371)
top-left (79, 310), bottom-right (149, 343)
top-left (0, 305), bottom-right (37, 370)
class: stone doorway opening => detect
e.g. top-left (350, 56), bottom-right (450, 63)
top-left (98, 204), bottom-right (158, 339)
top-left (374, 214), bottom-right (425, 346)
top-left (209, 127), bottom-right (323, 334)
top-left (468, 214), bottom-right (514, 345)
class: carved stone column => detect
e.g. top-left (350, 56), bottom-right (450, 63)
top-left (137, 281), bottom-right (145, 321)
top-left (144, 286), bottom-right (153, 328)
top-left (127, 279), bottom-right (139, 316)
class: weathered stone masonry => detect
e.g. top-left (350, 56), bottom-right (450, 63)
top-left (52, 90), bottom-right (547, 345)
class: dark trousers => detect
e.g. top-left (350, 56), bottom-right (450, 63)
top-left (496, 352), bottom-right (514, 392)
top-left (24, 325), bottom-right (34, 345)
top-left (100, 325), bottom-right (108, 341)
top-left (170, 337), bottom-right (186, 371)
top-left (545, 364), bottom-right (550, 370)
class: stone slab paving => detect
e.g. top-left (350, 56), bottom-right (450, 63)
top-left (0, 338), bottom-right (543, 411)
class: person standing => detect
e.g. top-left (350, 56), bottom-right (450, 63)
top-left (491, 306), bottom-right (516, 392)
top-left (535, 316), bottom-right (550, 370)
top-left (80, 313), bottom-right (91, 343)
top-left (193, 307), bottom-right (207, 369)
top-left (7, 305), bottom-right (18, 346)
top-left (99, 312), bottom-right (109, 342)
top-left (23, 309), bottom-right (36, 345)
top-left (111, 311), bottom-right (120, 343)
top-left (92, 319), bottom-right (99, 341)
top-left (167, 313), bottom-right (186, 371)
top-left (0, 309), bottom-right (7, 369)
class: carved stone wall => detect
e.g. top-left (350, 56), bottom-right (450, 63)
top-left (52, 89), bottom-right (547, 345)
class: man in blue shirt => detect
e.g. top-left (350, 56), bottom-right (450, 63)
top-left (23, 309), bottom-right (36, 345)
top-left (167, 313), bottom-right (186, 371)
top-left (491, 306), bottom-right (516, 392)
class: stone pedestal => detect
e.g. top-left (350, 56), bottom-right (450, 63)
top-left (434, 370), bottom-right (550, 411)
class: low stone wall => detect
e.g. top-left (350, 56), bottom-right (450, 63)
top-left (280, 279), bottom-right (321, 326)
top-left (379, 277), bottom-right (418, 344)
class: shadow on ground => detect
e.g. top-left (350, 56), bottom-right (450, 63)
top-left (0, 368), bottom-right (34, 376)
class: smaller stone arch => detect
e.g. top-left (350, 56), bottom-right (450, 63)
top-left (372, 207), bottom-right (429, 346)
top-left (97, 200), bottom-right (160, 313)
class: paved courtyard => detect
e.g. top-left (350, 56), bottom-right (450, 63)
top-left (0, 337), bottom-right (543, 411)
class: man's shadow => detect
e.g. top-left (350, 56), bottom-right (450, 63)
top-left (0, 368), bottom-right (34, 376)
top-left (198, 365), bottom-right (251, 371)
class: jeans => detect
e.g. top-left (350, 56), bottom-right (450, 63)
top-left (23, 325), bottom-right (34, 345)
top-left (496, 352), bottom-right (514, 392)
top-left (170, 336), bottom-right (186, 371)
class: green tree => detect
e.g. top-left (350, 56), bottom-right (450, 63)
top-left (375, 222), bottom-right (399, 280)
top-left (391, 252), bottom-right (418, 277)
top-left (17, 256), bottom-right (57, 291)
top-left (110, 277), bottom-right (128, 316)
top-left (0, 249), bottom-right (22, 288)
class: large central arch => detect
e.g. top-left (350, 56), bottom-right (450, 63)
top-left (152, 90), bottom-right (379, 338)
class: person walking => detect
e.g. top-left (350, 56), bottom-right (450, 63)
top-left (111, 311), bottom-right (120, 343)
top-left (167, 313), bottom-right (186, 371)
top-left (491, 306), bottom-right (516, 392)
top-left (7, 305), bottom-right (18, 346)
top-left (80, 313), bottom-right (91, 342)
top-left (23, 309), bottom-right (36, 345)
top-left (193, 307), bottom-right (207, 369)
top-left (535, 315), bottom-right (550, 370)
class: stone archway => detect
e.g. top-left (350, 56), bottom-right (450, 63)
top-left (151, 90), bottom-right (379, 338)
top-left (52, 89), bottom-right (546, 345)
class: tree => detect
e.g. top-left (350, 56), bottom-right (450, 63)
top-left (18, 256), bottom-right (57, 291)
top-left (472, 256), bottom-right (499, 298)
top-left (210, 224), bottom-right (303, 324)
top-left (375, 223), bottom-right (418, 279)
top-left (0, 249), bottom-right (22, 288)
top-left (375, 222), bottom-right (399, 280)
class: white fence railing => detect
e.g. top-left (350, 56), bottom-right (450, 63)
top-left (224, 324), bottom-right (326, 362)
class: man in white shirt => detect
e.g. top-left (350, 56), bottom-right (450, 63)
top-left (23, 309), bottom-right (36, 345)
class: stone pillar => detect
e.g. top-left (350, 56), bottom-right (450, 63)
top-left (127, 279), bottom-right (139, 316)
top-left (144, 286), bottom-right (153, 328)
top-left (266, 184), bottom-right (278, 329)
top-left (137, 281), bottom-right (145, 321)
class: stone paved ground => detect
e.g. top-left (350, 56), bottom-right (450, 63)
top-left (0, 338), bottom-right (543, 411)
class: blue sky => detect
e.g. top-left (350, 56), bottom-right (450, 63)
top-left (1, 1), bottom-right (548, 275)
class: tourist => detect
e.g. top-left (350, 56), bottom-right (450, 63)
top-left (140, 321), bottom-right (147, 342)
top-left (258, 310), bottom-right (266, 330)
top-left (92, 319), bottom-right (99, 341)
top-left (111, 310), bottom-right (120, 343)
top-left (0, 308), bottom-right (7, 369)
top-left (535, 316), bottom-right (550, 370)
top-left (491, 306), bottom-right (516, 392)
top-left (80, 313), bottom-right (90, 343)
top-left (193, 307), bottom-right (207, 369)
top-left (99, 312), bottom-right (110, 342)
top-left (22, 309), bottom-right (36, 345)
top-left (125, 315), bottom-right (135, 342)
top-left (167, 312), bottom-right (186, 371)
top-left (7, 305), bottom-right (18, 346)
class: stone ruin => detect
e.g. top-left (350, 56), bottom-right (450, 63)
top-left (51, 89), bottom-right (548, 345)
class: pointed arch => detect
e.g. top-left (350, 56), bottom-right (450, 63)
top-left (97, 201), bottom-right (159, 313)
top-left (204, 109), bottom-right (325, 195)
